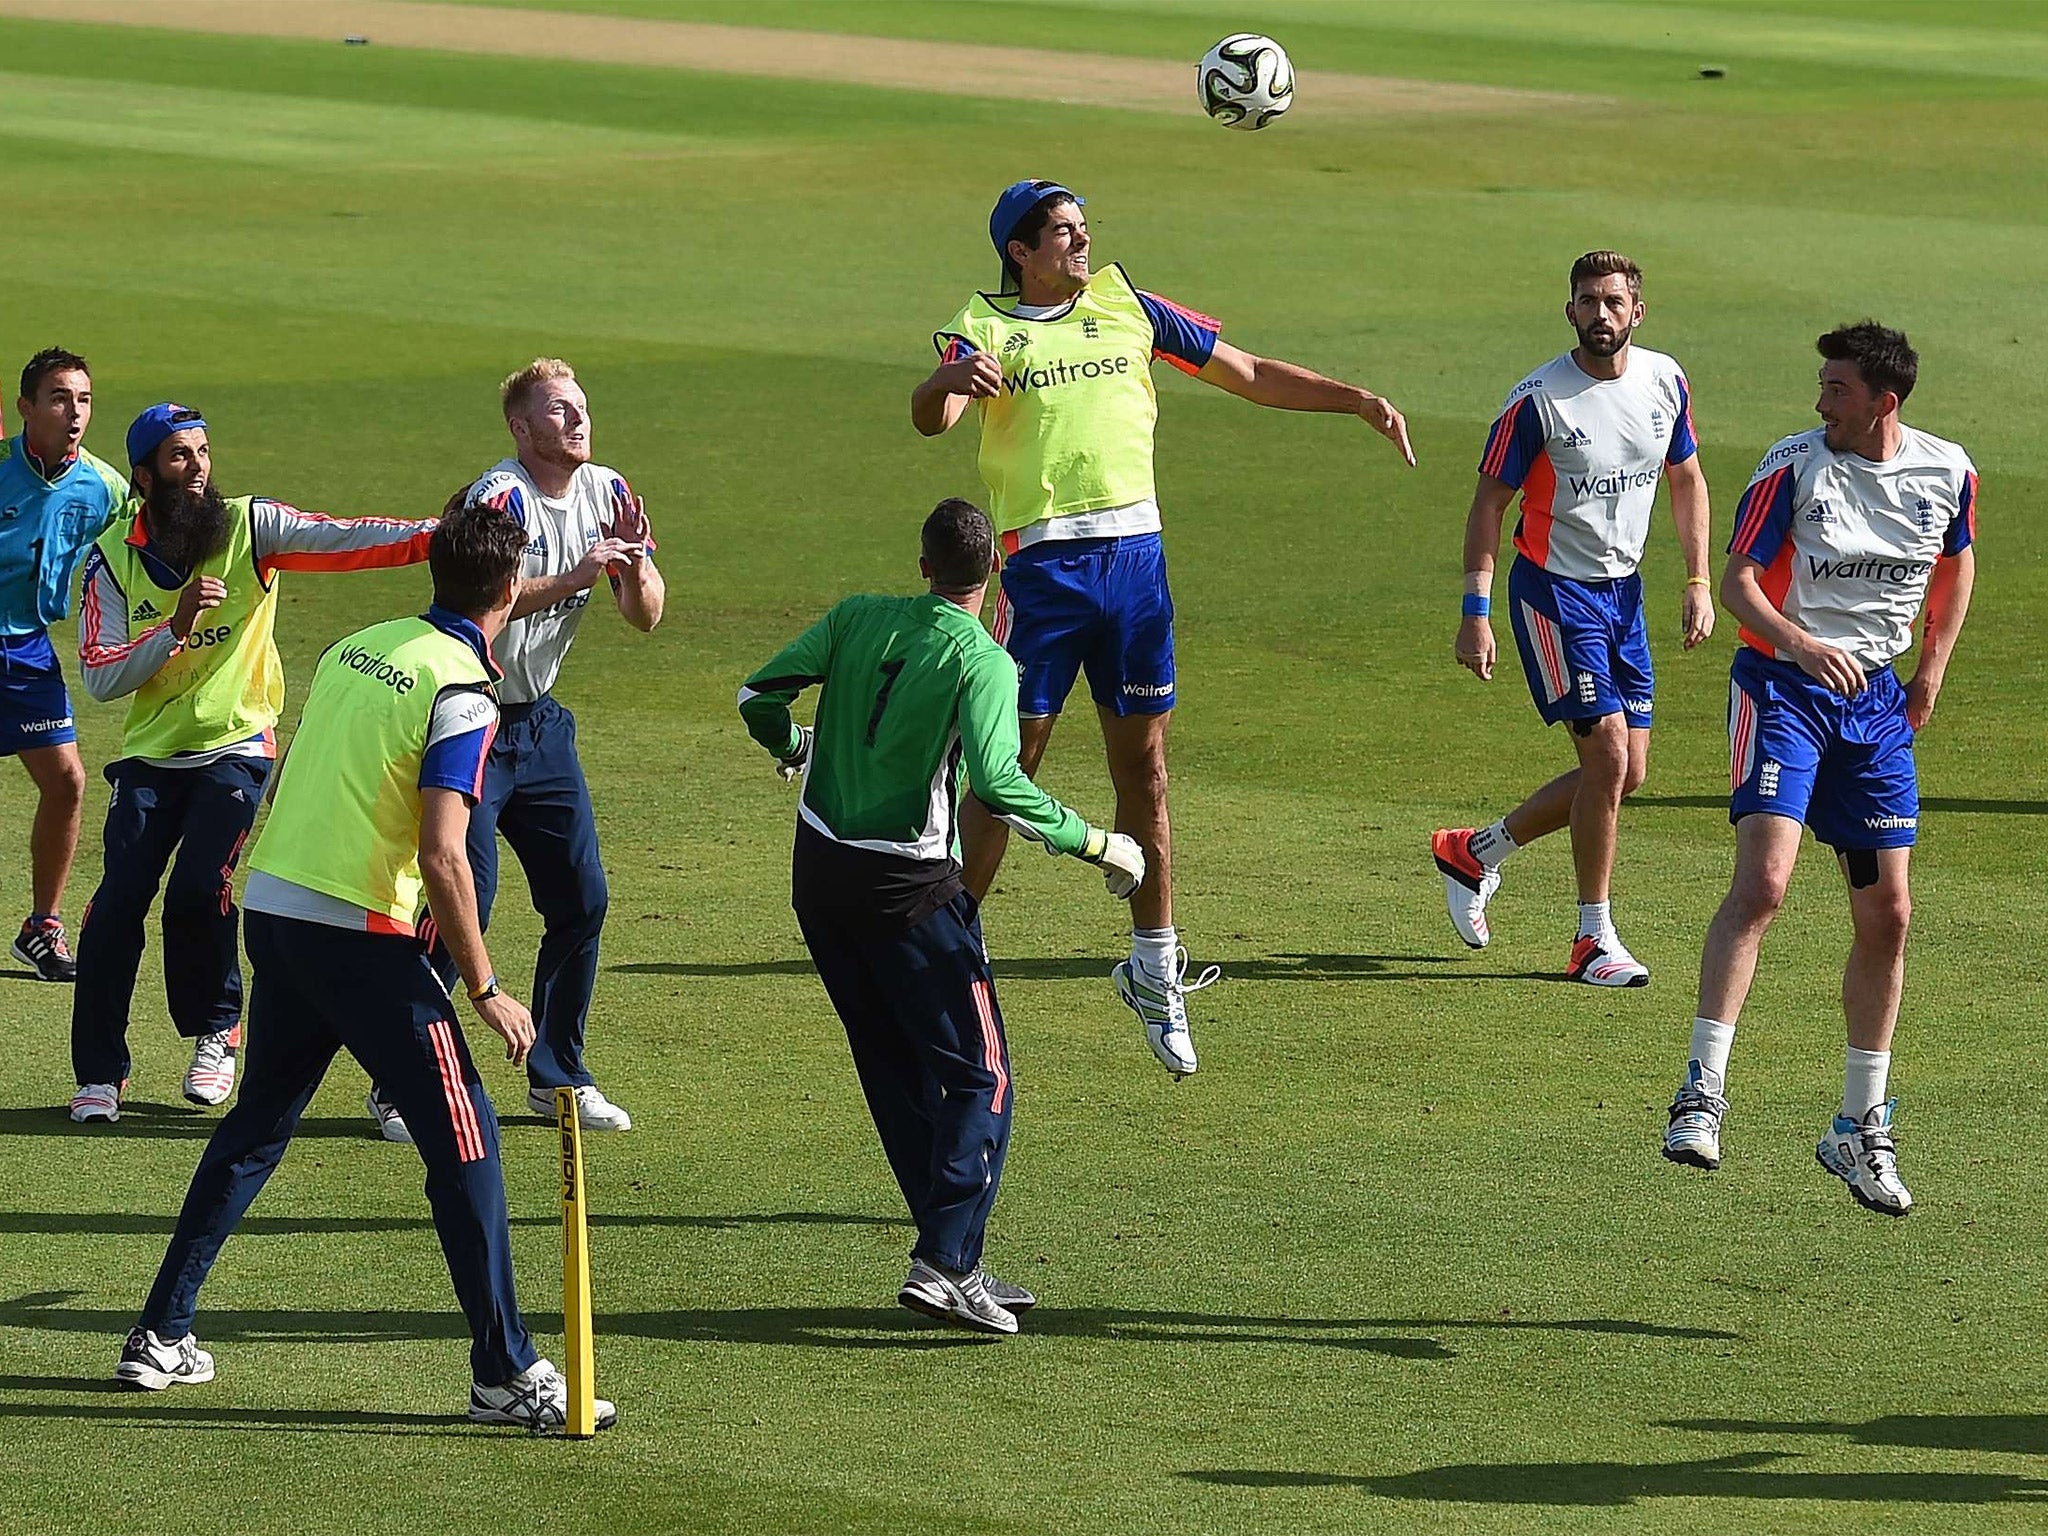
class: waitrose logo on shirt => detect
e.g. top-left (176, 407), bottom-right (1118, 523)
top-left (1000, 353), bottom-right (1138, 396)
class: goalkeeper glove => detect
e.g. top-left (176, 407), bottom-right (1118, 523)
top-left (776, 725), bottom-right (813, 784)
top-left (1081, 826), bottom-right (1146, 899)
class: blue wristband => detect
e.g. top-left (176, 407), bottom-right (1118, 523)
top-left (1462, 593), bottom-right (1491, 618)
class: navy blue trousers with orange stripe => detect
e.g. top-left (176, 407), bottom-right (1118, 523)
top-left (139, 911), bottom-right (537, 1385)
top-left (795, 891), bottom-right (1012, 1276)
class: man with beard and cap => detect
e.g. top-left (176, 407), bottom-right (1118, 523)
top-left (368, 358), bottom-right (661, 1145)
top-left (1433, 251), bottom-right (1714, 987)
top-left (66, 404), bottom-right (438, 1123)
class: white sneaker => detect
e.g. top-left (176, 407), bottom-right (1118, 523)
top-left (1111, 948), bottom-right (1219, 1079)
top-left (115, 1327), bottom-right (215, 1390)
top-left (70, 1081), bottom-right (124, 1123)
top-left (897, 1258), bottom-right (1018, 1336)
top-left (366, 1086), bottom-right (413, 1145)
top-left (1567, 931), bottom-right (1650, 987)
top-left (183, 1025), bottom-right (239, 1107)
top-left (531, 1084), bottom-right (632, 1131)
top-left (1431, 828), bottom-right (1502, 949)
top-left (1817, 1099), bottom-right (1913, 1216)
top-left (1662, 1060), bottom-right (1728, 1171)
top-left (468, 1357), bottom-right (617, 1433)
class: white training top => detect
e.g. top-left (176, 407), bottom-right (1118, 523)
top-left (1479, 347), bottom-right (1698, 582)
top-left (1728, 425), bottom-right (1977, 672)
top-left (466, 458), bottom-right (634, 705)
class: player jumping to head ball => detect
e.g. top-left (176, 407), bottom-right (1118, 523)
top-left (913, 179), bottom-right (1413, 1079)
top-left (1663, 322), bottom-right (1975, 1216)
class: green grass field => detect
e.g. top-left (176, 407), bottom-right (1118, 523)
top-left (2, 2), bottom-right (2047, 1531)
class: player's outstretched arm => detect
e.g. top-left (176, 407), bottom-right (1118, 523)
top-left (1906, 545), bottom-right (1974, 731)
top-left (421, 787), bottom-right (534, 1066)
top-left (1453, 474), bottom-right (1517, 681)
top-left (250, 497), bottom-right (435, 575)
top-left (1195, 340), bottom-right (1415, 466)
top-left (1720, 554), bottom-right (1865, 699)
top-left (1666, 454), bottom-right (1715, 649)
top-left (911, 346), bottom-right (1001, 437)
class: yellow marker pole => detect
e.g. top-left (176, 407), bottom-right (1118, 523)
top-left (555, 1087), bottom-right (597, 1439)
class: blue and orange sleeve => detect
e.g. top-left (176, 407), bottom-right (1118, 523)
top-left (1478, 397), bottom-right (1545, 489)
top-left (1729, 466), bottom-right (1797, 565)
top-left (1666, 375), bottom-right (1699, 465)
top-left (1137, 291), bottom-right (1220, 376)
top-left (934, 332), bottom-right (977, 364)
top-left (1944, 471), bottom-right (1977, 557)
top-left (420, 722), bottom-right (495, 803)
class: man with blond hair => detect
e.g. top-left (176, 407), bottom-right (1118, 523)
top-left (372, 359), bottom-right (663, 1142)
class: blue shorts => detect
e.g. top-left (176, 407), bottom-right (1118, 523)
top-left (995, 533), bottom-right (1175, 718)
top-left (1506, 557), bottom-right (1653, 729)
top-left (0, 631), bottom-right (77, 755)
top-left (1727, 648), bottom-right (1917, 851)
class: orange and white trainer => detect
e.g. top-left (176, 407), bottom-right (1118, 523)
top-left (1432, 828), bottom-right (1502, 950)
top-left (1566, 932), bottom-right (1650, 987)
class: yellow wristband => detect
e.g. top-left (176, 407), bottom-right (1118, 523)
top-left (1685, 576), bottom-right (1711, 589)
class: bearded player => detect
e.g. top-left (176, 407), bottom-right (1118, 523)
top-left (1662, 323), bottom-right (1975, 1217)
top-left (67, 405), bottom-right (436, 1122)
top-left (1434, 251), bottom-right (1712, 986)
top-left (912, 179), bottom-right (1413, 1078)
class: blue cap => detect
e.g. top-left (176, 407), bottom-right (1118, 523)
top-left (126, 403), bottom-right (208, 468)
top-left (989, 180), bottom-right (1083, 257)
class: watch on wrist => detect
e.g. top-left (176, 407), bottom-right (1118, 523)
top-left (468, 975), bottom-right (501, 1003)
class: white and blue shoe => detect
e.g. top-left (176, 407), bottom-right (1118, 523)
top-left (1662, 1060), bottom-right (1727, 1171)
top-left (1111, 949), bottom-right (1218, 1079)
top-left (1817, 1099), bottom-right (1912, 1216)
top-left (115, 1328), bottom-right (214, 1390)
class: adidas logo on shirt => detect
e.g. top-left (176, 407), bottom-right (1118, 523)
top-left (525, 531), bottom-right (550, 560)
top-left (1562, 426), bottom-right (1592, 448)
top-left (133, 600), bottom-right (162, 622)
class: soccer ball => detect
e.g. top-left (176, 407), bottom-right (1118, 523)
top-left (1197, 34), bottom-right (1294, 131)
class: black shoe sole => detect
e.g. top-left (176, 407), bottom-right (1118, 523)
top-left (1662, 1146), bottom-right (1719, 1172)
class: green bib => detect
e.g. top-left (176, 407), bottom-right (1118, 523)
top-left (94, 497), bottom-right (282, 760)
top-left (941, 262), bottom-right (1160, 536)
top-left (250, 617), bottom-right (494, 925)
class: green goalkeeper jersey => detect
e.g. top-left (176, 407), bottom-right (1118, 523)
top-left (741, 591), bottom-right (1089, 924)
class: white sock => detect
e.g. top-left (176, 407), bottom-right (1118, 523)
top-left (1842, 1047), bottom-right (1891, 1121)
top-left (1689, 1017), bottom-right (1735, 1090)
top-left (1577, 900), bottom-right (1612, 939)
top-left (1131, 927), bottom-right (1178, 979)
top-left (1469, 818), bottom-right (1517, 867)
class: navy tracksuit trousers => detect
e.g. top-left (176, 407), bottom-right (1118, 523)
top-left (141, 911), bottom-right (537, 1385)
top-left (796, 892), bottom-right (1012, 1275)
top-left (433, 696), bottom-right (606, 1090)
top-left (72, 756), bottom-right (270, 1086)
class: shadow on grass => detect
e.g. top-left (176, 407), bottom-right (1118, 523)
top-left (0, 1104), bottom-right (373, 1141)
top-left (1664, 1414), bottom-right (2048, 1456)
top-left (0, 1209), bottom-right (907, 1236)
top-left (1183, 1452), bottom-right (2048, 1504)
top-left (1630, 794), bottom-right (2048, 816)
top-left (0, 1292), bottom-right (1731, 1359)
top-left (0, 1391), bottom-right (487, 1435)
top-left (613, 954), bottom-right (1566, 984)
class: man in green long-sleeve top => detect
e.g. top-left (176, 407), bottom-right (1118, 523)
top-left (740, 497), bottom-right (1144, 1335)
